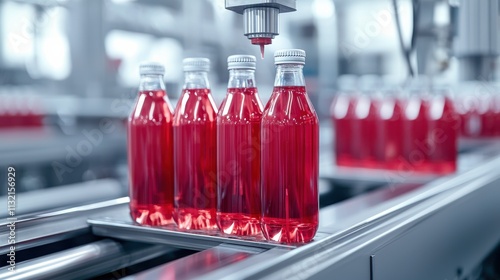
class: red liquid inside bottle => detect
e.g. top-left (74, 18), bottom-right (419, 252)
top-left (261, 51), bottom-right (318, 244)
top-left (453, 96), bottom-right (468, 138)
top-left (428, 95), bottom-right (458, 174)
top-left (377, 96), bottom-right (404, 170)
top-left (494, 94), bottom-right (500, 136)
top-left (352, 93), bottom-right (379, 168)
top-left (0, 98), bottom-right (6, 129)
top-left (128, 64), bottom-right (174, 226)
top-left (173, 59), bottom-right (218, 230)
top-left (459, 94), bottom-right (482, 138)
top-left (402, 94), bottom-right (431, 173)
top-left (480, 96), bottom-right (495, 137)
top-left (217, 83), bottom-right (263, 236)
top-left (331, 92), bottom-right (357, 167)
top-left (25, 96), bottom-right (44, 128)
top-left (217, 56), bottom-right (263, 236)
top-left (5, 99), bottom-right (18, 129)
top-left (262, 85), bottom-right (319, 244)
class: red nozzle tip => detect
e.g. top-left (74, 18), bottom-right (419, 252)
top-left (250, 38), bottom-right (272, 59)
top-left (250, 38), bottom-right (272, 45)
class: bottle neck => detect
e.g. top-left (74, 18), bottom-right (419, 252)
top-left (139, 74), bottom-right (165, 92)
top-left (228, 69), bottom-right (256, 89)
top-left (183, 71), bottom-right (210, 89)
top-left (274, 64), bottom-right (305, 87)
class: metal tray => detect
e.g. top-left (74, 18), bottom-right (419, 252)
top-left (88, 211), bottom-right (329, 251)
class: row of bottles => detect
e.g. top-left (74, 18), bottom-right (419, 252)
top-left (331, 76), bottom-right (458, 174)
top-left (453, 81), bottom-right (500, 138)
top-left (0, 94), bottom-right (44, 129)
top-left (128, 49), bottom-right (319, 244)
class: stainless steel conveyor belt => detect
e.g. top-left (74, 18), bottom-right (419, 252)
top-left (1, 142), bottom-right (499, 279)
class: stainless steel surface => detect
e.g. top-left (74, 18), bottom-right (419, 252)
top-left (190, 247), bottom-right (291, 280)
top-left (456, 0), bottom-right (499, 80)
top-left (0, 240), bottom-right (173, 280)
top-left (319, 163), bottom-right (437, 185)
top-left (225, 0), bottom-right (296, 14)
top-left (89, 215), bottom-right (330, 251)
top-left (0, 197), bottom-right (128, 255)
top-left (0, 240), bottom-right (122, 280)
top-left (266, 168), bottom-right (500, 280)
top-left (456, 0), bottom-right (499, 57)
top-left (243, 7), bottom-right (279, 39)
top-left (3, 147), bottom-right (500, 278)
top-left (414, 1), bottom-right (436, 75)
top-left (0, 179), bottom-right (124, 216)
top-left (0, 129), bottom-right (125, 166)
top-left (225, 0), bottom-right (296, 43)
top-left (124, 245), bottom-right (262, 280)
top-left (459, 56), bottom-right (497, 81)
top-left (320, 131), bottom-right (500, 185)
top-left (195, 148), bottom-right (500, 279)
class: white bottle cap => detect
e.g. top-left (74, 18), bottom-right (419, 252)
top-left (139, 61), bottom-right (165, 75)
top-left (227, 55), bottom-right (256, 70)
top-left (183, 57), bottom-right (210, 72)
top-left (274, 49), bottom-right (306, 65)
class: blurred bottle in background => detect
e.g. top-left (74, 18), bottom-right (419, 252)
top-left (173, 58), bottom-right (218, 231)
top-left (25, 95), bottom-right (44, 128)
top-left (401, 77), bottom-right (432, 173)
top-left (352, 75), bottom-right (381, 168)
top-left (330, 75), bottom-right (358, 167)
top-left (478, 83), bottom-right (497, 137)
top-left (217, 55), bottom-right (263, 237)
top-left (428, 83), bottom-right (458, 174)
top-left (494, 83), bottom-right (500, 136)
top-left (0, 93), bottom-right (8, 129)
top-left (376, 77), bottom-right (404, 169)
top-left (453, 81), bottom-right (499, 139)
top-left (128, 62), bottom-right (175, 226)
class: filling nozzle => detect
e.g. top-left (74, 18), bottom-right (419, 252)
top-left (244, 7), bottom-right (278, 58)
top-left (225, 0), bottom-right (296, 58)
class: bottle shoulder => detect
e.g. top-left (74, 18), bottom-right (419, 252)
top-left (173, 89), bottom-right (218, 124)
top-left (217, 89), bottom-right (264, 123)
top-left (262, 87), bottom-right (318, 124)
top-left (129, 92), bottom-right (174, 124)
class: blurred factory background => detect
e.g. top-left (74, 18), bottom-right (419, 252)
top-left (1, 0), bottom-right (500, 279)
top-left (2, 0), bottom-right (493, 193)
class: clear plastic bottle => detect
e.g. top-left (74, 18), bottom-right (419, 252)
top-left (494, 83), bottom-right (500, 137)
top-left (458, 82), bottom-right (481, 138)
top-left (402, 78), bottom-right (431, 172)
top-left (330, 75), bottom-right (358, 167)
top-left (452, 83), bottom-right (470, 138)
top-left (428, 85), bottom-right (458, 174)
top-left (128, 62), bottom-right (175, 226)
top-left (261, 49), bottom-right (319, 244)
top-left (478, 83), bottom-right (496, 137)
top-left (376, 82), bottom-right (404, 170)
top-left (0, 93), bottom-right (6, 129)
top-left (352, 75), bottom-right (381, 168)
top-left (217, 55), bottom-right (264, 236)
top-left (173, 58), bottom-right (218, 230)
